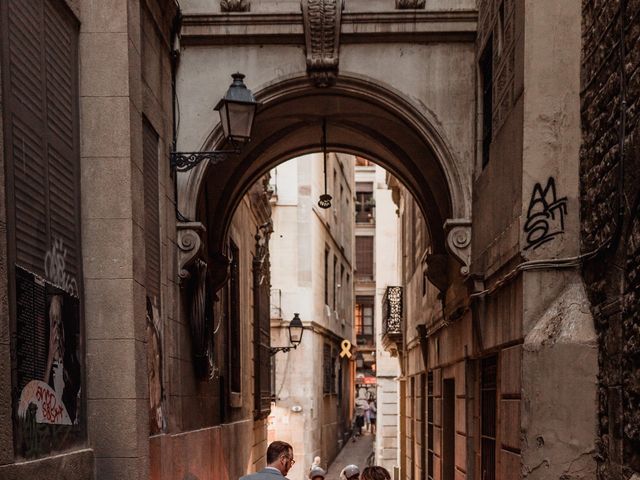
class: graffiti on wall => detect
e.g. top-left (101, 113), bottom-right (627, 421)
top-left (147, 296), bottom-right (166, 433)
top-left (44, 237), bottom-right (78, 296)
top-left (14, 237), bottom-right (83, 457)
top-left (524, 177), bottom-right (568, 250)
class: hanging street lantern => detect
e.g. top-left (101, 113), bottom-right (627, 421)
top-left (271, 313), bottom-right (305, 356)
top-left (170, 72), bottom-right (259, 173)
top-left (215, 73), bottom-right (259, 144)
top-left (288, 313), bottom-right (304, 346)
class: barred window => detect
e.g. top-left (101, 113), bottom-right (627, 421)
top-left (323, 344), bottom-right (332, 394)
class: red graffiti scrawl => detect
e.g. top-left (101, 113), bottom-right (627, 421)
top-left (17, 380), bottom-right (72, 425)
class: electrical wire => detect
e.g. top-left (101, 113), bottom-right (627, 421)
top-left (469, 247), bottom-right (602, 300)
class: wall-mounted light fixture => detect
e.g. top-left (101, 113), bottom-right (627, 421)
top-left (270, 313), bottom-right (305, 356)
top-left (170, 73), bottom-right (258, 172)
top-left (355, 352), bottom-right (364, 369)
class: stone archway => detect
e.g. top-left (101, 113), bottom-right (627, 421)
top-left (176, 74), bottom-right (472, 288)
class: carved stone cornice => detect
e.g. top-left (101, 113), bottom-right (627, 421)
top-left (177, 222), bottom-right (206, 281)
top-left (301, 0), bottom-right (343, 87)
top-left (444, 219), bottom-right (471, 276)
top-left (180, 10), bottom-right (476, 46)
top-left (220, 0), bottom-right (250, 12)
top-left (396, 0), bottom-right (425, 8)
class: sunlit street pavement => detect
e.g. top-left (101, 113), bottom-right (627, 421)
top-left (324, 431), bottom-right (374, 480)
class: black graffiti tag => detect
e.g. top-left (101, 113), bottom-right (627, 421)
top-left (524, 177), bottom-right (568, 250)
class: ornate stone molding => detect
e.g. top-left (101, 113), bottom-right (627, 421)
top-left (444, 219), bottom-right (471, 275)
top-left (396, 0), bottom-right (425, 9)
top-left (177, 221), bottom-right (206, 281)
top-left (220, 0), bottom-right (250, 12)
top-left (301, 0), bottom-right (343, 87)
top-left (180, 11), bottom-right (476, 46)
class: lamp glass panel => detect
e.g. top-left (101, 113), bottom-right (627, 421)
top-left (227, 101), bottom-right (255, 140)
top-left (289, 325), bottom-right (303, 344)
top-left (218, 102), bottom-right (231, 139)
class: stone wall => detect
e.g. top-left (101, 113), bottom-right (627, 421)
top-left (581, 0), bottom-right (640, 477)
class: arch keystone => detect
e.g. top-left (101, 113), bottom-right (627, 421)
top-left (301, 0), bottom-right (343, 87)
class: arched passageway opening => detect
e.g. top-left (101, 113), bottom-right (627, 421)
top-left (177, 74), bottom-right (472, 289)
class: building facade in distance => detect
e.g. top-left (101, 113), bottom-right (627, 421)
top-left (268, 153), bottom-right (355, 477)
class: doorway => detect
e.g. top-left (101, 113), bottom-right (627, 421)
top-left (442, 378), bottom-right (455, 480)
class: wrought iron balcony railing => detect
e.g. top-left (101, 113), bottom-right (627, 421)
top-left (382, 286), bottom-right (403, 356)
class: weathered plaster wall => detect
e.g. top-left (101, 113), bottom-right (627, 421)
top-left (374, 165), bottom-right (401, 471)
top-left (581, 0), bottom-right (640, 477)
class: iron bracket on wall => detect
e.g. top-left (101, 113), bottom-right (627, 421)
top-left (170, 150), bottom-right (239, 173)
top-left (269, 345), bottom-right (298, 356)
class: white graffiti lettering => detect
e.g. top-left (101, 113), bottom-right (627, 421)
top-left (44, 237), bottom-right (78, 296)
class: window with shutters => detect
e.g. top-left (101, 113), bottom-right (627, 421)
top-left (339, 264), bottom-right (345, 318)
top-left (355, 182), bottom-right (374, 223)
top-left (480, 36), bottom-right (493, 168)
top-left (2, 0), bottom-right (84, 457)
top-left (355, 236), bottom-right (374, 280)
top-left (143, 118), bottom-right (161, 304)
top-left (253, 232), bottom-right (272, 418)
top-left (323, 343), bottom-right (333, 394)
top-left (324, 247), bottom-right (330, 305)
top-left (481, 356), bottom-right (498, 480)
top-left (142, 118), bottom-right (165, 433)
top-left (427, 372), bottom-right (434, 480)
top-left (355, 296), bottom-right (374, 346)
top-left (228, 241), bottom-right (241, 396)
top-left (420, 373), bottom-right (427, 480)
top-left (333, 254), bottom-right (337, 310)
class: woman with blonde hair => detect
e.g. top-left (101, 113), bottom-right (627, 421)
top-left (360, 466), bottom-right (391, 480)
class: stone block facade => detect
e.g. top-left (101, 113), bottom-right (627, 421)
top-left (581, 0), bottom-right (640, 477)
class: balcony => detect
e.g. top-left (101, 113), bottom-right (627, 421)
top-left (382, 286), bottom-right (403, 357)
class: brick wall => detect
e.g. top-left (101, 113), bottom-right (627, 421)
top-left (580, 0), bottom-right (640, 477)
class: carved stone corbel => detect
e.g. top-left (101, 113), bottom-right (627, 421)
top-left (444, 219), bottom-right (472, 276)
top-left (177, 221), bottom-right (206, 281)
top-left (396, 0), bottom-right (425, 8)
top-left (301, 0), bottom-right (343, 87)
top-left (425, 253), bottom-right (450, 293)
top-left (221, 0), bottom-right (250, 12)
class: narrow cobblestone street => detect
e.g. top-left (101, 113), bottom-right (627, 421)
top-left (324, 432), bottom-right (374, 480)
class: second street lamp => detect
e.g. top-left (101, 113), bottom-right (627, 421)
top-left (271, 313), bottom-right (305, 356)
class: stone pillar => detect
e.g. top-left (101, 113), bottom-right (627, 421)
top-left (79, 0), bottom-right (149, 478)
top-left (519, 0), bottom-right (597, 477)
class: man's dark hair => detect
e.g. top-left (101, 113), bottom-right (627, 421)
top-left (361, 466), bottom-right (391, 480)
top-left (266, 441), bottom-right (292, 464)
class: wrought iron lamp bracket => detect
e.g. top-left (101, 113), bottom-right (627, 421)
top-left (170, 148), bottom-right (240, 173)
top-left (269, 345), bottom-right (298, 356)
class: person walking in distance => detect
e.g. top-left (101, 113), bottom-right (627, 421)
top-left (367, 399), bottom-right (377, 435)
top-left (354, 395), bottom-right (368, 436)
top-left (240, 441), bottom-right (296, 480)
